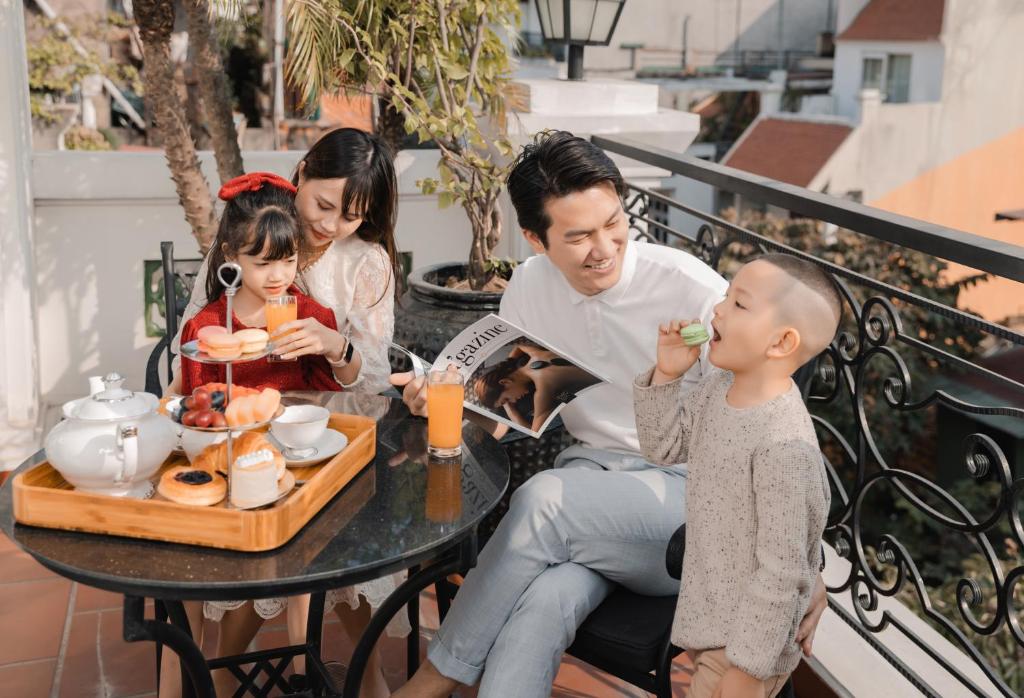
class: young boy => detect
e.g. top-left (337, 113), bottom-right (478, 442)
top-left (633, 253), bottom-right (837, 698)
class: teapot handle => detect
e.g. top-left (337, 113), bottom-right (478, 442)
top-left (117, 425), bottom-right (139, 483)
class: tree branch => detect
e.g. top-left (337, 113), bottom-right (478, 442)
top-left (404, 17), bottom-right (417, 88)
top-left (435, 0), bottom-right (450, 52)
top-left (462, 13), bottom-right (485, 110)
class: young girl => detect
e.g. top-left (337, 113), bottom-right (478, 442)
top-left (179, 172), bottom-right (342, 394)
top-left (173, 173), bottom-right (346, 697)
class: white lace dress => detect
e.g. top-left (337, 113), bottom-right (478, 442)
top-left (172, 235), bottom-right (408, 637)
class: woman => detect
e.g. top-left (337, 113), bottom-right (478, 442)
top-left (166, 128), bottom-right (403, 698)
top-left (472, 340), bottom-right (600, 433)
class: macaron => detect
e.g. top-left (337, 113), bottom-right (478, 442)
top-left (204, 333), bottom-right (243, 359)
top-left (197, 325), bottom-right (228, 353)
top-left (679, 323), bottom-right (710, 346)
top-left (234, 328), bottom-right (269, 354)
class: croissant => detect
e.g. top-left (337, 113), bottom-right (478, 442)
top-left (193, 431), bottom-right (285, 478)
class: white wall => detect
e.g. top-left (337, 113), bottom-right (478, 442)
top-left (523, 0), bottom-right (833, 71)
top-left (665, 173), bottom-right (716, 242)
top-left (832, 40), bottom-right (945, 119)
top-left (31, 149), bottom-right (479, 404)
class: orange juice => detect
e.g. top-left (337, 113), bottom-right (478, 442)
top-left (427, 380), bottom-right (464, 455)
top-left (426, 457), bottom-right (463, 523)
top-left (265, 299), bottom-right (297, 336)
top-left (265, 296), bottom-right (297, 361)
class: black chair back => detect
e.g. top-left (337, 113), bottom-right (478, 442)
top-left (144, 242), bottom-right (203, 396)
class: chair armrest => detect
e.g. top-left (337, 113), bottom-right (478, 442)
top-left (665, 523), bottom-right (685, 580)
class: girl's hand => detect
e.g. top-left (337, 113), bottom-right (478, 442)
top-left (653, 319), bottom-right (701, 384)
top-left (272, 317), bottom-right (346, 361)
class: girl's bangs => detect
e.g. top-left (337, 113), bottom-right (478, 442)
top-left (244, 213), bottom-right (297, 261)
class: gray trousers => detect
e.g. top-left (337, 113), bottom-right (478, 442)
top-left (427, 445), bottom-right (687, 698)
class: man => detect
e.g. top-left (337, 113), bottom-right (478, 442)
top-left (391, 131), bottom-right (826, 697)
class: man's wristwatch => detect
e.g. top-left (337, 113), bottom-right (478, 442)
top-left (328, 337), bottom-right (355, 367)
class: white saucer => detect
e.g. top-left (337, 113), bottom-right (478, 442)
top-left (268, 429), bottom-right (348, 466)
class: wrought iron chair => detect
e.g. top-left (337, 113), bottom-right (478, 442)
top-left (144, 242), bottom-right (202, 396)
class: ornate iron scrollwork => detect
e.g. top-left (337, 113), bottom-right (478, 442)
top-left (620, 180), bottom-right (1024, 696)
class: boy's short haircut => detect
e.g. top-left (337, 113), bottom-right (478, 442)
top-left (506, 130), bottom-right (626, 246)
top-left (757, 253), bottom-right (842, 327)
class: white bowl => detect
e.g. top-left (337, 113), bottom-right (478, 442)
top-left (181, 429), bottom-right (228, 462)
top-left (271, 405), bottom-right (330, 452)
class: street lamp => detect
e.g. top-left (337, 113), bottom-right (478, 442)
top-left (535, 0), bottom-right (626, 80)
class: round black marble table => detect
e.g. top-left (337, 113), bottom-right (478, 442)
top-left (0, 392), bottom-right (510, 698)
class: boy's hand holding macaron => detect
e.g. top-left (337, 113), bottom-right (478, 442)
top-left (653, 319), bottom-right (708, 385)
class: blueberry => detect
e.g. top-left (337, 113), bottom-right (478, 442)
top-left (211, 391), bottom-right (226, 411)
top-left (175, 470), bottom-right (213, 485)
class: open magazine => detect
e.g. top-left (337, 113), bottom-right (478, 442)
top-left (392, 314), bottom-right (609, 438)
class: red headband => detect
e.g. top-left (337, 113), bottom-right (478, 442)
top-left (218, 172), bottom-right (297, 201)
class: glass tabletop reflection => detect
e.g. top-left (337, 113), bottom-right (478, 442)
top-left (0, 392), bottom-right (509, 601)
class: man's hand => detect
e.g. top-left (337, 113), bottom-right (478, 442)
top-left (653, 319), bottom-right (702, 385)
top-left (391, 371), bottom-right (428, 417)
top-left (796, 574), bottom-right (827, 656)
top-left (712, 668), bottom-right (766, 698)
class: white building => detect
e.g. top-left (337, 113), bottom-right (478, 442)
top-left (520, 0), bottom-right (835, 73)
top-left (719, 0), bottom-right (1024, 321)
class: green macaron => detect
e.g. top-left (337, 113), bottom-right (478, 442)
top-left (679, 323), bottom-right (710, 346)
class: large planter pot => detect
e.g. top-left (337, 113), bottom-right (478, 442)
top-left (393, 262), bottom-right (575, 543)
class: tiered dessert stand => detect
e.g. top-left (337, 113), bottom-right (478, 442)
top-left (177, 262), bottom-right (284, 508)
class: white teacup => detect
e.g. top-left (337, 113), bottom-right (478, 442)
top-left (271, 405), bottom-right (330, 457)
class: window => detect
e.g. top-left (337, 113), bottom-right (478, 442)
top-left (886, 54), bottom-right (912, 103)
top-left (860, 53), bottom-right (913, 103)
top-left (861, 57), bottom-right (883, 91)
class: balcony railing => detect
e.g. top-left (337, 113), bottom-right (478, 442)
top-left (594, 134), bottom-right (1024, 697)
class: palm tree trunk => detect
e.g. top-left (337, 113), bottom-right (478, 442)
top-left (134, 0), bottom-right (218, 252)
top-left (184, 0), bottom-right (244, 183)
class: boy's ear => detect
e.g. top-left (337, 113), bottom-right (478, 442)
top-left (296, 160), bottom-right (306, 184)
top-left (767, 326), bottom-right (801, 361)
top-left (522, 228), bottom-right (546, 255)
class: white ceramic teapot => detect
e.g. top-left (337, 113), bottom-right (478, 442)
top-left (44, 373), bottom-right (177, 498)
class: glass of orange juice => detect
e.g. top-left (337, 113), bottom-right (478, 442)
top-left (427, 370), bottom-right (464, 457)
top-left (265, 295), bottom-right (297, 362)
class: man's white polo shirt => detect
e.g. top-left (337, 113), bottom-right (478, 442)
top-left (499, 240), bottom-right (728, 457)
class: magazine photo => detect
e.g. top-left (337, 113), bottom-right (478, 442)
top-left (392, 314), bottom-right (609, 438)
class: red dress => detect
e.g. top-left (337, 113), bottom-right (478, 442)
top-left (179, 288), bottom-right (343, 394)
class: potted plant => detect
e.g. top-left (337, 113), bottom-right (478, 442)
top-left (285, 0), bottom-right (521, 321)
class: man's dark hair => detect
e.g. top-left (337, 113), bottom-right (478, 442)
top-left (506, 130), bottom-right (626, 246)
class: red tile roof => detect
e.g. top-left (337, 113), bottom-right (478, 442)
top-left (838, 0), bottom-right (945, 42)
top-left (723, 118), bottom-right (853, 188)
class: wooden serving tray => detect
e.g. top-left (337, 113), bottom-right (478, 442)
top-left (11, 413), bottom-right (376, 552)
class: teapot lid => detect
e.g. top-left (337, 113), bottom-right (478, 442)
top-left (71, 373), bottom-right (154, 421)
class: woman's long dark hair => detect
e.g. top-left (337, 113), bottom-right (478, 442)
top-left (205, 185), bottom-right (299, 303)
top-left (293, 128), bottom-right (401, 300)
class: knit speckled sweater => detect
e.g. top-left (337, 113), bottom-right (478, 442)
top-left (633, 367), bottom-right (830, 679)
